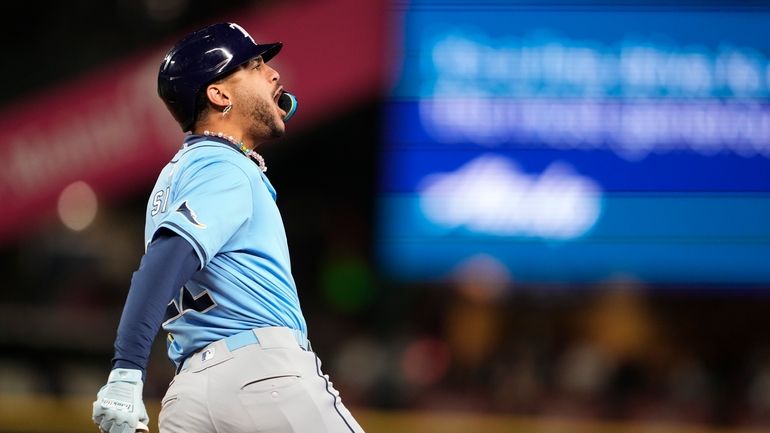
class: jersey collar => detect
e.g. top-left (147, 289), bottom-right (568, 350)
top-left (183, 134), bottom-right (241, 153)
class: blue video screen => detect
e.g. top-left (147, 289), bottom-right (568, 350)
top-left (378, 2), bottom-right (770, 284)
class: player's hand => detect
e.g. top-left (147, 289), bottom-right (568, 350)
top-left (92, 368), bottom-right (149, 433)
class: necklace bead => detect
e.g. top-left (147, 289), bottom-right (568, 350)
top-left (203, 130), bottom-right (267, 172)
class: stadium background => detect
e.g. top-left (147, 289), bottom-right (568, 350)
top-left (1, 0), bottom-right (769, 432)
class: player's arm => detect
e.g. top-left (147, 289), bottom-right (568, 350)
top-left (111, 228), bottom-right (200, 373)
top-left (92, 229), bottom-right (200, 433)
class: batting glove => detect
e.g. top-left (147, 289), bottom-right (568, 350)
top-left (92, 368), bottom-right (149, 433)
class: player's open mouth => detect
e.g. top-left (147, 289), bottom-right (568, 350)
top-left (273, 86), bottom-right (286, 118)
top-left (273, 87), bottom-right (286, 117)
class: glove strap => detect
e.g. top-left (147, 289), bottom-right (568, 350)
top-left (107, 368), bottom-right (143, 383)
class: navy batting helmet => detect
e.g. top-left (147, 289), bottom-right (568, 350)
top-left (158, 22), bottom-right (282, 132)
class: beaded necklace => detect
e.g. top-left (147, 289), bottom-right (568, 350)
top-left (203, 130), bottom-right (267, 172)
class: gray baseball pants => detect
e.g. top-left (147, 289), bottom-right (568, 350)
top-left (158, 327), bottom-right (365, 433)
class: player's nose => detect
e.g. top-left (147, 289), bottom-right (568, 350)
top-left (267, 64), bottom-right (280, 82)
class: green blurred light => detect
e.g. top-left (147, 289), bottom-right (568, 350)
top-left (320, 256), bottom-right (375, 313)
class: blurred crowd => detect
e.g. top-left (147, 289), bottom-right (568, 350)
top-left (315, 276), bottom-right (770, 429)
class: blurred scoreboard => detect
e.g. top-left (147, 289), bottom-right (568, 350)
top-left (377, 1), bottom-right (770, 284)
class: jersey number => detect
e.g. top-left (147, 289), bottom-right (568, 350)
top-left (163, 286), bottom-right (216, 325)
top-left (151, 187), bottom-right (171, 216)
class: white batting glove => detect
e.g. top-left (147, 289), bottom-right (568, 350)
top-left (92, 368), bottom-right (149, 433)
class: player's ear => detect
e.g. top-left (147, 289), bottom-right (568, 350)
top-left (204, 84), bottom-right (231, 111)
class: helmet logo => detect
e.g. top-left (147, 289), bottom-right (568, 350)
top-left (229, 23), bottom-right (255, 45)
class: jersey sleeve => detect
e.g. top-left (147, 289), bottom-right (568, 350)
top-left (112, 231), bottom-right (200, 377)
top-left (154, 160), bottom-right (253, 268)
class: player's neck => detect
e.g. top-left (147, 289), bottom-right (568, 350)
top-left (193, 121), bottom-right (255, 151)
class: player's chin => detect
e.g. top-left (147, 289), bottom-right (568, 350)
top-left (269, 116), bottom-right (286, 138)
top-left (272, 110), bottom-right (287, 135)
top-left (269, 125), bottom-right (285, 139)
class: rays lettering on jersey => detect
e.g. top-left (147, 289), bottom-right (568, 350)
top-left (163, 286), bottom-right (217, 325)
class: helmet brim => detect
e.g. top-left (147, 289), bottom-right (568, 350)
top-left (258, 42), bottom-right (282, 63)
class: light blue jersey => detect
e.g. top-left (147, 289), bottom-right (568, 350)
top-left (144, 135), bottom-right (307, 367)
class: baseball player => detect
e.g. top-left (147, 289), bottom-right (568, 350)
top-left (91, 22), bottom-right (365, 433)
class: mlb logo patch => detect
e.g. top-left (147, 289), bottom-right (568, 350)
top-left (202, 348), bottom-right (215, 362)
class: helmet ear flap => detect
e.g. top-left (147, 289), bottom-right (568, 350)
top-left (188, 89), bottom-right (212, 131)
